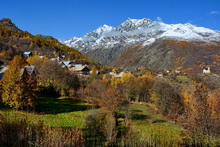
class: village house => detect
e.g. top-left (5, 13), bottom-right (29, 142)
top-left (203, 67), bottom-right (211, 74)
top-left (23, 52), bottom-right (33, 58)
top-left (109, 72), bottom-right (124, 78)
top-left (175, 70), bottom-right (181, 74)
top-left (39, 56), bottom-right (44, 59)
top-left (70, 65), bottom-right (90, 75)
top-left (59, 61), bottom-right (73, 69)
top-left (50, 58), bottom-right (57, 61)
top-left (0, 66), bottom-right (8, 80)
top-left (20, 66), bottom-right (37, 79)
top-left (156, 73), bottom-right (163, 78)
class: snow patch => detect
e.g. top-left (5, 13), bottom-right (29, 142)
top-left (142, 38), bottom-right (156, 46)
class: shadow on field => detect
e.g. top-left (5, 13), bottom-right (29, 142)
top-left (132, 114), bottom-right (150, 120)
top-left (35, 93), bottom-right (90, 114)
top-left (152, 119), bottom-right (167, 123)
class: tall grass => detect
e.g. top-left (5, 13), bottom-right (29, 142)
top-left (0, 114), bottom-right (85, 147)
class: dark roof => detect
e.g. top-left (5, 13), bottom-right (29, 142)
top-left (58, 51), bottom-right (63, 58)
top-left (25, 66), bottom-right (35, 75)
top-left (70, 65), bottom-right (90, 72)
top-left (0, 73), bottom-right (4, 80)
top-left (21, 66), bottom-right (36, 76)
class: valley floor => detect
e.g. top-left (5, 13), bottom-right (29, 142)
top-left (0, 94), bottom-right (184, 146)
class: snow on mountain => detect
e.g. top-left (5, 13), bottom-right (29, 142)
top-left (62, 18), bottom-right (220, 51)
top-left (142, 38), bottom-right (156, 46)
top-left (160, 23), bottom-right (219, 41)
top-left (86, 24), bottom-right (114, 38)
top-left (116, 18), bottom-right (156, 32)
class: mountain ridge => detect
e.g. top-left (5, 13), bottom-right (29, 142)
top-left (63, 18), bottom-right (220, 52)
top-left (62, 18), bottom-right (220, 75)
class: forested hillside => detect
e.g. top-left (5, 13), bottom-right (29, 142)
top-left (0, 18), bottom-right (91, 63)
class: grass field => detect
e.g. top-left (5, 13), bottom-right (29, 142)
top-left (0, 94), bottom-right (92, 128)
top-left (0, 94), bottom-right (185, 146)
top-left (128, 102), bottom-right (183, 146)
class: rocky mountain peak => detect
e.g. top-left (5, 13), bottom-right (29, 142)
top-left (0, 18), bottom-right (20, 31)
top-left (63, 18), bottom-right (220, 52)
top-left (116, 18), bottom-right (155, 32)
top-left (86, 24), bottom-right (114, 38)
top-left (61, 18), bottom-right (220, 74)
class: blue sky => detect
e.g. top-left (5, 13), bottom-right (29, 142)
top-left (0, 0), bottom-right (219, 40)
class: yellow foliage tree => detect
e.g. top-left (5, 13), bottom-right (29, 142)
top-left (112, 68), bottom-right (118, 73)
top-left (1, 56), bottom-right (26, 109)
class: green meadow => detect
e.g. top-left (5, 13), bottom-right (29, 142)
top-left (127, 102), bottom-right (183, 146)
top-left (0, 94), bottom-right (185, 146)
top-left (0, 94), bottom-right (91, 128)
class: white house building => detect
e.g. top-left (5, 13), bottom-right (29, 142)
top-left (203, 67), bottom-right (211, 74)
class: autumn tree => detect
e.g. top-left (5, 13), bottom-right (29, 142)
top-left (85, 110), bottom-right (117, 145)
top-left (39, 60), bottom-right (80, 96)
top-left (60, 71), bottom-right (80, 97)
top-left (19, 66), bottom-right (38, 110)
top-left (184, 82), bottom-right (216, 140)
top-left (112, 68), bottom-right (118, 73)
top-left (26, 55), bottom-right (47, 69)
top-left (84, 80), bottom-right (127, 145)
top-left (153, 78), bottom-right (184, 118)
top-left (120, 73), bottom-right (137, 101)
top-left (100, 87), bottom-right (126, 115)
top-left (91, 66), bottom-right (97, 79)
top-left (84, 79), bottom-right (109, 106)
top-left (0, 55), bottom-right (37, 110)
top-left (208, 90), bottom-right (220, 135)
top-left (38, 60), bottom-right (62, 88)
top-left (1, 56), bottom-right (25, 107)
top-left (135, 73), bottom-right (155, 102)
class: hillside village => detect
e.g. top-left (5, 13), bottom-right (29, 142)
top-left (0, 50), bottom-right (217, 81)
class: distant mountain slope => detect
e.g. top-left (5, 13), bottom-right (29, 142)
top-left (112, 39), bottom-right (220, 74)
top-left (62, 18), bottom-right (220, 74)
top-left (0, 18), bottom-right (93, 63)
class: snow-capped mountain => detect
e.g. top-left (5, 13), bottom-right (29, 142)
top-left (63, 18), bottom-right (220, 53)
top-left (62, 18), bottom-right (220, 74)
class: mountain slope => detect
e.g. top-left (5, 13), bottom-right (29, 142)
top-left (112, 39), bottom-right (220, 74)
top-left (0, 18), bottom-right (93, 63)
top-left (62, 18), bottom-right (220, 74)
